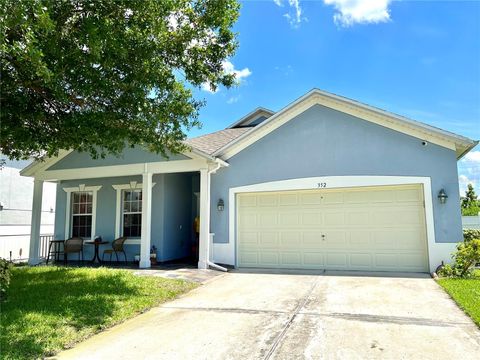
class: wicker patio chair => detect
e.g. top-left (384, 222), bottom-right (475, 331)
top-left (102, 237), bottom-right (128, 265)
top-left (63, 237), bottom-right (84, 264)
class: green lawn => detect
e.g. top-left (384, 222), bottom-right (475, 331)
top-left (0, 266), bottom-right (197, 360)
top-left (437, 270), bottom-right (480, 327)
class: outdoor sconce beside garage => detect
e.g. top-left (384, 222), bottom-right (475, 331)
top-left (438, 189), bottom-right (448, 204)
top-left (217, 198), bottom-right (225, 211)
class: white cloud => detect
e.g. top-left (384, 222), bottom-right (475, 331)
top-left (221, 60), bottom-right (252, 82)
top-left (324, 0), bottom-right (392, 27)
top-left (201, 61), bottom-right (252, 93)
top-left (459, 175), bottom-right (476, 196)
top-left (459, 150), bottom-right (480, 195)
top-left (274, 0), bottom-right (306, 28)
top-left (124, 9), bottom-right (133, 18)
top-left (227, 95), bottom-right (241, 104)
top-left (463, 151), bottom-right (480, 163)
top-left (201, 83), bottom-right (217, 94)
top-left (460, 151), bottom-right (480, 177)
top-left (274, 64), bottom-right (293, 76)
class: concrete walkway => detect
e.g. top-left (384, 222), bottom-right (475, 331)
top-left (130, 267), bottom-right (225, 283)
top-left (53, 271), bottom-right (480, 360)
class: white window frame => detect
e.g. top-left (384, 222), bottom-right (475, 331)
top-left (63, 184), bottom-right (102, 240)
top-left (71, 191), bottom-right (94, 238)
top-left (122, 188), bottom-right (143, 239)
top-left (113, 181), bottom-right (156, 244)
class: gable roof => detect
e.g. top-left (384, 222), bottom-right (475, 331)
top-left (185, 127), bottom-right (252, 155)
top-left (212, 88), bottom-right (478, 160)
top-left (20, 144), bottom-right (220, 178)
top-left (21, 88), bottom-right (477, 177)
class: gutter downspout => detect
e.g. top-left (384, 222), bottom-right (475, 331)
top-left (206, 158), bottom-right (228, 272)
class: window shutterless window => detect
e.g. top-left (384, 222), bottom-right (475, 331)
top-left (122, 189), bottom-right (142, 237)
top-left (112, 182), bottom-right (153, 241)
top-left (63, 185), bottom-right (101, 240)
top-left (71, 191), bottom-right (93, 237)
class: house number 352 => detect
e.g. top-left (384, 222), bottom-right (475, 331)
top-left (317, 182), bottom-right (327, 188)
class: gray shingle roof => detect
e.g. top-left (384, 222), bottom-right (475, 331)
top-left (186, 128), bottom-right (252, 155)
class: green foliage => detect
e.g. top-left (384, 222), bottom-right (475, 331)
top-left (0, 258), bottom-right (13, 300)
top-left (437, 263), bottom-right (455, 277)
top-left (437, 270), bottom-right (480, 327)
top-left (462, 206), bottom-right (480, 216)
top-left (438, 239), bottom-right (480, 278)
top-left (0, 0), bottom-right (240, 160)
top-left (461, 184), bottom-right (479, 215)
top-left (0, 266), bottom-right (197, 359)
top-left (464, 229), bottom-right (480, 242)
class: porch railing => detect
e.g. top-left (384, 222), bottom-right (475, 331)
top-left (0, 233), bottom-right (54, 262)
top-left (40, 234), bottom-right (54, 259)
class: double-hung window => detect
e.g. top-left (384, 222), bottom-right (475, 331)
top-left (71, 191), bottom-right (93, 237)
top-left (122, 189), bottom-right (142, 237)
top-left (63, 185), bottom-right (101, 240)
top-left (113, 182), bottom-right (154, 241)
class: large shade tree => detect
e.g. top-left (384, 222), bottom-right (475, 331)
top-left (0, 0), bottom-right (240, 160)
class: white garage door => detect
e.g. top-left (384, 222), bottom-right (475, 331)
top-left (237, 184), bottom-right (428, 272)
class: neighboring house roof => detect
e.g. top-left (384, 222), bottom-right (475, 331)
top-left (212, 88), bottom-right (478, 160)
top-left (185, 128), bottom-right (252, 155)
top-left (227, 107), bottom-right (275, 128)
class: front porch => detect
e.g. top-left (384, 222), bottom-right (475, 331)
top-left (34, 257), bottom-right (226, 283)
top-left (23, 147), bottom-right (226, 269)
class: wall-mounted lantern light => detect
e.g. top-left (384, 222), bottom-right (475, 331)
top-left (438, 189), bottom-right (448, 204)
top-left (217, 199), bottom-right (225, 211)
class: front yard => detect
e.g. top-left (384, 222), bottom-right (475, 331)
top-left (0, 266), bottom-right (197, 360)
top-left (437, 270), bottom-right (480, 327)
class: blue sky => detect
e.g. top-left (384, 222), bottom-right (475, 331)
top-left (191, 0), bottom-right (480, 195)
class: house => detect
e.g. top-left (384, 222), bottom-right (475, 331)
top-left (21, 89), bottom-right (477, 273)
top-left (0, 159), bottom-right (56, 261)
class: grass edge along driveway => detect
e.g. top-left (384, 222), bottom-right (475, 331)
top-left (437, 270), bottom-right (480, 327)
top-left (0, 266), bottom-right (197, 360)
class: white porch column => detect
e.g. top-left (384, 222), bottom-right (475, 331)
top-left (28, 179), bottom-right (44, 265)
top-left (140, 171), bottom-right (153, 268)
top-left (198, 168), bottom-right (210, 269)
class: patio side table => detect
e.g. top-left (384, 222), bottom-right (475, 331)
top-left (85, 240), bottom-right (108, 264)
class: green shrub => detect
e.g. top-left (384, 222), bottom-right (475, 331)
top-left (438, 239), bottom-right (480, 278)
top-left (463, 229), bottom-right (480, 242)
top-left (0, 258), bottom-right (13, 300)
top-left (437, 263), bottom-right (455, 277)
top-left (462, 206), bottom-right (480, 216)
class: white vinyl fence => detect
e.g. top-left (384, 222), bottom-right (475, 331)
top-left (462, 215), bottom-right (480, 230)
top-left (0, 165), bottom-right (57, 261)
top-left (0, 224), bottom-right (54, 261)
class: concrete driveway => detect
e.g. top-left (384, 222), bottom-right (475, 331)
top-left (54, 270), bottom-right (480, 360)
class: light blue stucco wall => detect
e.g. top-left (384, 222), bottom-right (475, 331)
top-left (48, 146), bottom-right (189, 170)
top-left (54, 173), bottom-right (194, 262)
top-left (210, 104), bottom-right (462, 245)
top-left (162, 173), bottom-right (195, 260)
